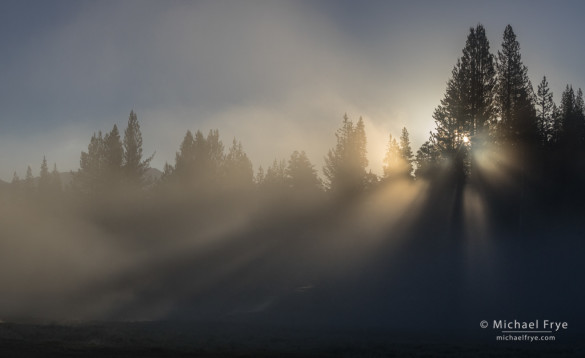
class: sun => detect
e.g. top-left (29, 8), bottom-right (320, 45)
top-left (463, 136), bottom-right (469, 143)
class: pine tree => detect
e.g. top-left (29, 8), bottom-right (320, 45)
top-left (286, 150), bottom-right (321, 192)
top-left (103, 124), bottom-right (123, 186)
top-left (461, 24), bottom-right (497, 138)
top-left (430, 25), bottom-right (498, 179)
top-left (123, 110), bottom-right (153, 187)
top-left (495, 25), bottom-right (537, 145)
top-left (323, 114), bottom-right (368, 194)
top-left (399, 127), bottom-right (415, 177)
top-left (382, 134), bottom-right (402, 179)
top-left (223, 138), bottom-right (253, 190)
top-left (255, 166), bottom-right (265, 186)
top-left (51, 163), bottom-right (62, 193)
top-left (263, 158), bottom-right (288, 192)
top-left (559, 85), bottom-right (585, 150)
top-left (171, 129), bottom-right (225, 189)
top-left (535, 76), bottom-right (556, 147)
top-left (75, 131), bottom-right (105, 195)
top-left (415, 140), bottom-right (440, 178)
top-left (24, 165), bottom-right (35, 196)
top-left (11, 172), bottom-right (20, 185)
top-left (38, 156), bottom-right (50, 195)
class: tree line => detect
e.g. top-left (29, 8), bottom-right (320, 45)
top-left (6, 24), bottom-right (585, 217)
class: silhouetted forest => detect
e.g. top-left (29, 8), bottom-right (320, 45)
top-left (0, 24), bottom-right (584, 354)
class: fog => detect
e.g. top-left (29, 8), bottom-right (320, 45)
top-left (0, 172), bottom-right (426, 323)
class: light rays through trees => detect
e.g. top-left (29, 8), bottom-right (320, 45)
top-left (0, 23), bottom-right (584, 327)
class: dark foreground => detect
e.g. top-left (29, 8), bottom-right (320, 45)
top-left (0, 321), bottom-right (582, 357)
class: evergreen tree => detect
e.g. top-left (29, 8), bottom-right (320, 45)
top-left (559, 85), bottom-right (585, 150)
top-left (461, 24), bottom-right (497, 138)
top-left (383, 128), bottom-right (415, 180)
top-left (103, 124), bottom-right (123, 186)
top-left (286, 150), bottom-right (321, 192)
top-left (382, 134), bottom-right (403, 179)
top-left (430, 25), bottom-right (497, 179)
top-left (223, 138), bottom-right (253, 190)
top-left (75, 132), bottom-right (105, 195)
top-left (495, 25), bottom-right (537, 145)
top-left (323, 114), bottom-right (368, 194)
top-left (255, 166), bottom-right (265, 186)
top-left (24, 165), bottom-right (35, 196)
top-left (535, 76), bottom-right (556, 147)
top-left (415, 140), bottom-right (440, 178)
top-left (10, 172), bottom-right (22, 200)
top-left (38, 156), bottom-right (50, 195)
top-left (51, 163), bottom-right (62, 193)
top-left (174, 130), bottom-right (196, 183)
top-left (171, 129), bottom-right (225, 189)
top-left (399, 127), bottom-right (415, 177)
top-left (123, 110), bottom-right (152, 187)
top-left (11, 172), bottom-right (20, 185)
top-left (263, 158), bottom-right (288, 192)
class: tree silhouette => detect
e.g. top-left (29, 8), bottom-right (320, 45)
top-left (263, 159), bottom-right (287, 192)
top-left (496, 25), bottom-right (537, 145)
top-left (286, 150), bottom-right (321, 193)
top-left (399, 127), bottom-right (414, 178)
top-left (38, 156), bottom-right (50, 196)
top-left (383, 128), bottom-right (415, 180)
top-left (382, 134), bottom-right (402, 179)
top-left (559, 86), bottom-right (585, 151)
top-left (535, 76), bottom-right (557, 147)
top-left (415, 140), bottom-right (439, 178)
top-left (24, 165), bottom-right (35, 197)
top-left (103, 124), bottom-right (124, 188)
top-left (223, 138), bottom-right (254, 191)
top-left (323, 115), bottom-right (368, 194)
top-left (123, 110), bottom-right (153, 187)
top-left (461, 24), bottom-right (497, 139)
top-left (51, 163), bottom-right (62, 194)
top-left (170, 129), bottom-right (225, 190)
top-left (75, 131), bottom-right (105, 196)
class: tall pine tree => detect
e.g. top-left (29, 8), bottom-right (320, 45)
top-left (123, 110), bottom-right (153, 187)
top-left (495, 25), bottom-right (537, 145)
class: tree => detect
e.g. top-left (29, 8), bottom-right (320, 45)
top-left (38, 156), bottom-right (50, 195)
top-left (123, 110), bottom-right (153, 187)
top-left (223, 138), bottom-right (253, 190)
top-left (255, 166), bottom-right (265, 186)
top-left (430, 24), bottom-right (497, 180)
top-left (171, 129), bottom-right (225, 189)
top-left (535, 76), bottom-right (556, 147)
top-left (51, 163), bottom-right (62, 193)
top-left (461, 24), bottom-right (497, 138)
top-left (383, 128), bottom-right (415, 180)
top-left (559, 85), bottom-right (585, 151)
top-left (286, 150), bottom-right (321, 192)
top-left (263, 158), bottom-right (287, 192)
top-left (399, 127), bottom-right (415, 177)
top-left (323, 114), bottom-right (368, 194)
top-left (103, 124), bottom-right (124, 186)
top-left (24, 165), bottom-right (35, 195)
top-left (495, 25), bottom-right (537, 145)
top-left (382, 134), bottom-right (402, 179)
top-left (75, 131), bottom-right (105, 195)
top-left (415, 140), bottom-right (440, 178)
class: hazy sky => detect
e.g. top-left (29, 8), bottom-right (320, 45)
top-left (1, 0), bottom-right (584, 181)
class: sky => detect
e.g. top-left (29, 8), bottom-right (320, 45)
top-left (1, 0), bottom-right (584, 181)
